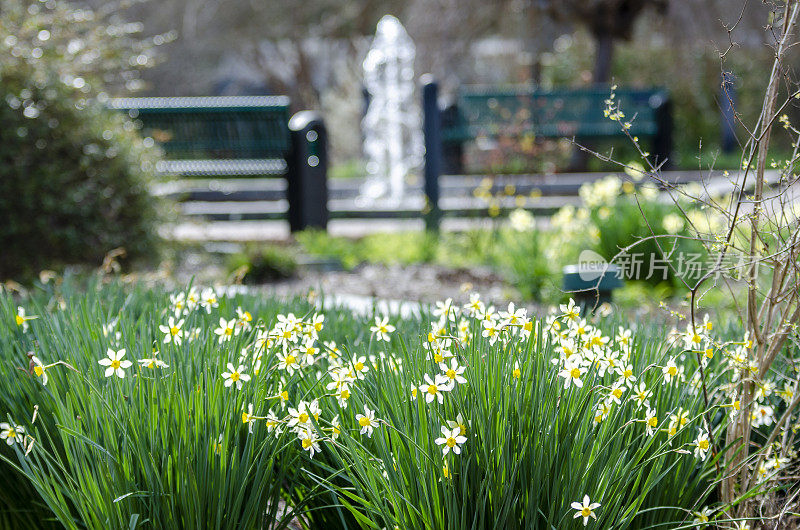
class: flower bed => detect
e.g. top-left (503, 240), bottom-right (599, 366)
top-left (0, 279), bottom-right (793, 528)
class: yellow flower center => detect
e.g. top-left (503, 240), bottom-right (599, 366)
top-left (280, 390), bottom-right (288, 401)
top-left (15, 315), bottom-right (24, 326)
top-left (170, 326), bottom-right (179, 336)
top-left (623, 369), bottom-right (633, 379)
top-left (668, 366), bottom-right (677, 376)
top-left (285, 355), bottom-right (296, 365)
top-left (358, 416), bottom-right (370, 427)
top-left (340, 389), bottom-right (350, 399)
top-left (570, 367), bottom-right (581, 379)
top-left (581, 507), bottom-right (592, 517)
top-left (111, 360), bottom-right (121, 369)
top-left (355, 362), bottom-right (364, 371)
top-left (513, 368), bottom-right (521, 379)
top-left (698, 439), bottom-right (709, 450)
top-left (446, 437), bottom-right (456, 447)
top-left (612, 388), bottom-right (622, 399)
top-left (434, 353), bottom-right (444, 363)
top-left (242, 412), bottom-right (251, 423)
top-left (298, 412), bottom-right (309, 423)
top-left (230, 372), bottom-right (240, 382)
top-left (648, 417), bottom-right (658, 427)
top-left (224, 327), bottom-right (232, 336)
top-left (427, 384), bottom-right (438, 395)
top-left (447, 369), bottom-right (456, 379)
top-left (302, 438), bottom-right (313, 449)
top-left (34, 366), bottom-right (44, 377)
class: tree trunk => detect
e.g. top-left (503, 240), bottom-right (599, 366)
top-left (570, 31), bottom-right (615, 170)
top-left (593, 32), bottom-right (614, 84)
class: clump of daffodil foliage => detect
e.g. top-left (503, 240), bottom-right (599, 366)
top-left (1, 277), bottom-right (797, 529)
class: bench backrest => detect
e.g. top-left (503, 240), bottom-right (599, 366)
top-left (108, 96), bottom-right (291, 160)
top-left (442, 87), bottom-right (668, 142)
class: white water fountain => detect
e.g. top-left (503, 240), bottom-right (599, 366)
top-left (361, 15), bottom-right (424, 204)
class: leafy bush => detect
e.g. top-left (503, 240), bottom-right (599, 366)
top-left (549, 176), bottom-right (712, 291)
top-left (228, 244), bottom-right (298, 283)
top-left (296, 230), bottom-right (440, 270)
top-left (0, 0), bottom-right (165, 281)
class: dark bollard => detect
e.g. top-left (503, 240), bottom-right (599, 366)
top-left (287, 111), bottom-right (328, 232)
top-left (562, 264), bottom-right (624, 314)
top-left (421, 75), bottom-right (442, 232)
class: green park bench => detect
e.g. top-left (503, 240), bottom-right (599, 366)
top-left (420, 80), bottom-right (673, 231)
top-left (438, 86), bottom-right (672, 174)
top-left (108, 96), bottom-right (328, 231)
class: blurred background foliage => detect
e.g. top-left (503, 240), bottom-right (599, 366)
top-left (98, 0), bottom-right (786, 171)
top-left (0, 0), bottom-right (172, 280)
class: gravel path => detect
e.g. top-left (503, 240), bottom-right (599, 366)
top-left (261, 262), bottom-right (517, 307)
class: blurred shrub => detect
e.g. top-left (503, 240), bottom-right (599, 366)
top-left (228, 244), bottom-right (297, 283)
top-left (296, 230), bottom-right (439, 270)
top-left (550, 176), bottom-right (713, 290)
top-left (0, 0), bottom-right (169, 281)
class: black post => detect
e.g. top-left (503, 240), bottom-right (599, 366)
top-left (653, 92), bottom-right (673, 170)
top-left (287, 111), bottom-right (328, 232)
top-left (421, 75), bottom-right (441, 232)
top-left (440, 103), bottom-right (464, 175)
